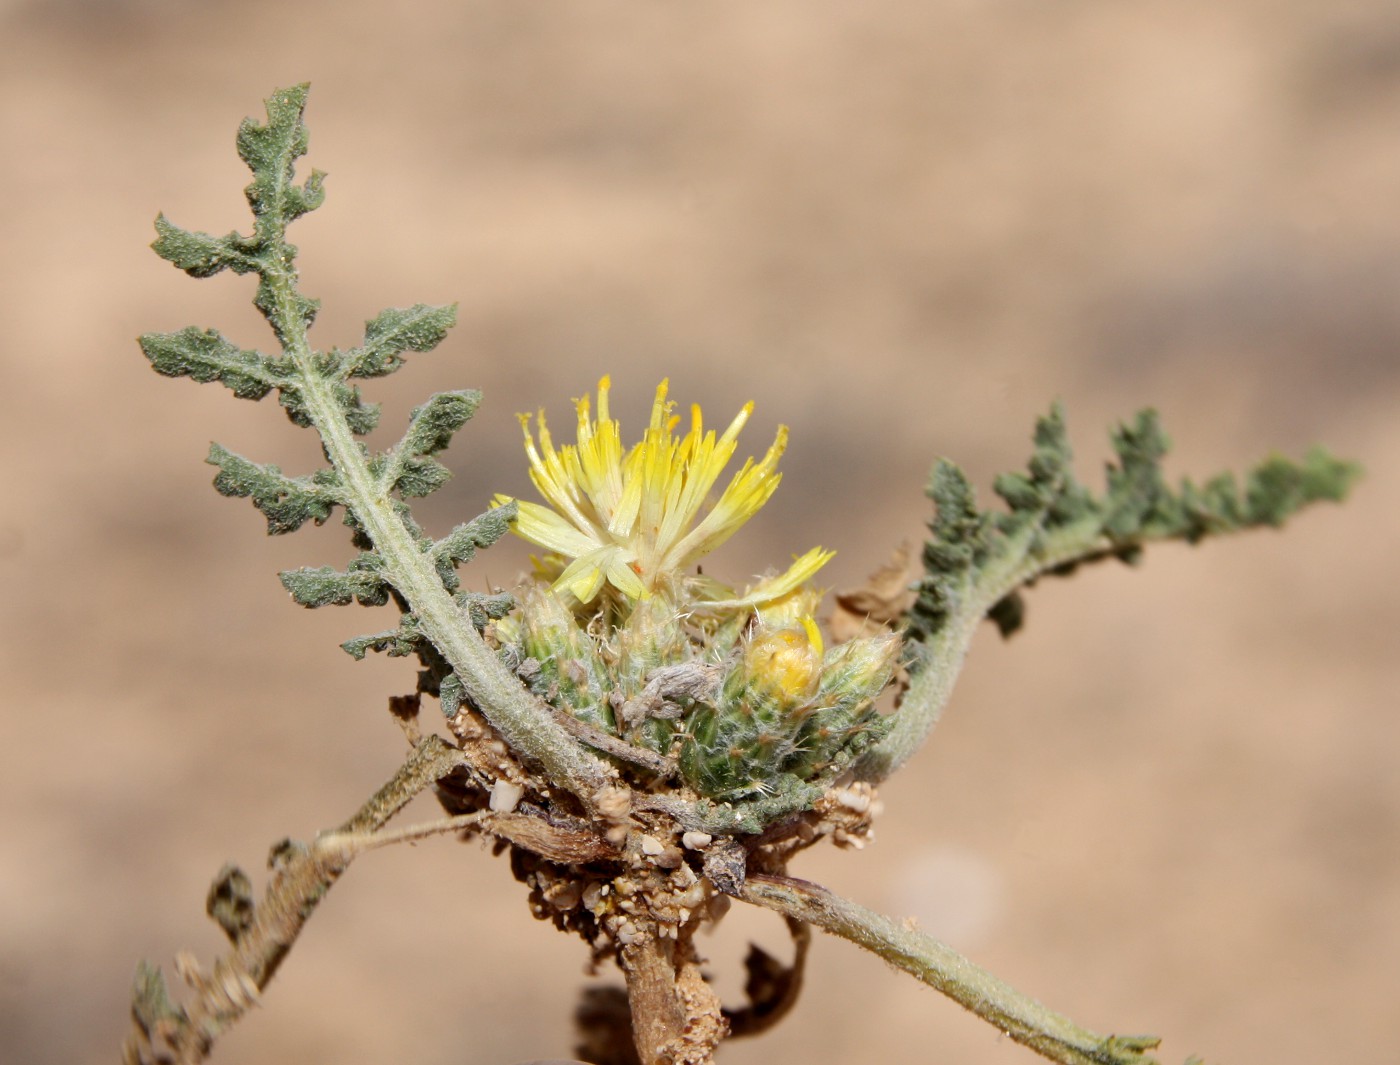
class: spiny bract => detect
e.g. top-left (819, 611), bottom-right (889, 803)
top-left (491, 378), bottom-right (901, 800)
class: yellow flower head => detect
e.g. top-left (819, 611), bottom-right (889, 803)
top-left (495, 376), bottom-right (832, 608)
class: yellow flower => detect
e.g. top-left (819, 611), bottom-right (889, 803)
top-left (495, 376), bottom-right (832, 607)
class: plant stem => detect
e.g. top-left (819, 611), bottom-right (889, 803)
top-left (259, 254), bottom-right (610, 806)
top-left (858, 517), bottom-right (1112, 782)
top-left (125, 737), bottom-right (470, 1065)
top-left (315, 810), bottom-right (490, 856)
top-left (742, 872), bottom-right (1164, 1065)
top-left (620, 929), bottom-right (728, 1065)
top-left (622, 935), bottom-right (690, 1065)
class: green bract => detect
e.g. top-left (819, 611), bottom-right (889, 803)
top-left (131, 84), bottom-right (1360, 1065)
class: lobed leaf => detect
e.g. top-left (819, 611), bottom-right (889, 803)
top-left (430, 505), bottom-right (516, 593)
top-left (235, 83), bottom-right (321, 228)
top-left (907, 404), bottom-right (1360, 646)
top-left (456, 590), bottom-right (515, 629)
top-left (435, 504), bottom-right (515, 566)
top-left (207, 443), bottom-right (343, 534)
top-left (141, 327), bottom-right (279, 400)
top-left (280, 557), bottom-right (389, 608)
top-left (150, 216), bottom-right (257, 278)
top-left (344, 304), bottom-right (459, 379)
top-left (361, 390), bottom-right (482, 499)
top-left (343, 616), bottom-right (424, 660)
top-left (401, 390), bottom-right (482, 456)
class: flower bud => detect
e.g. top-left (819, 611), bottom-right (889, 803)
top-left (736, 616), bottom-right (824, 708)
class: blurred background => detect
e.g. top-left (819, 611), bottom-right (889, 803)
top-left (1, 1), bottom-right (1396, 1063)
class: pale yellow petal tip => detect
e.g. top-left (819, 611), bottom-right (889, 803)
top-left (787, 546), bottom-right (836, 584)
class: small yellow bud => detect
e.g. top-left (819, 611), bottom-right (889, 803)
top-left (742, 617), bottom-right (824, 706)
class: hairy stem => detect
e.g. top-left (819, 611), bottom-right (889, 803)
top-left (255, 247), bottom-right (610, 805)
top-left (859, 517), bottom-right (1115, 782)
top-left (742, 872), bottom-right (1165, 1065)
top-left (125, 736), bottom-right (470, 1065)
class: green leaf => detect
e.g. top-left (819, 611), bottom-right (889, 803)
top-left (401, 390), bottom-right (481, 456)
top-left (345, 304), bottom-right (459, 379)
top-left (207, 443), bottom-right (342, 534)
top-left (1244, 447), bottom-right (1359, 526)
top-left (141, 327), bottom-right (279, 400)
top-left (437, 672), bottom-right (465, 717)
top-left (433, 504), bottom-right (515, 575)
top-left (395, 458), bottom-right (452, 498)
top-left (455, 590), bottom-right (515, 629)
top-left (379, 391), bottom-right (483, 497)
top-left (280, 558), bottom-right (389, 608)
top-left (343, 615), bottom-right (424, 660)
top-left (327, 381), bottom-right (381, 435)
top-left (422, 507), bottom-right (514, 596)
top-left (907, 406), bottom-right (1360, 648)
top-left (236, 83), bottom-right (321, 229)
top-left (150, 215), bottom-right (257, 278)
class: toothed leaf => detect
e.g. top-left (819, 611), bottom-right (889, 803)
top-left (280, 558), bottom-right (388, 608)
top-left (326, 381), bottom-right (381, 435)
top-left (141, 327), bottom-right (278, 399)
top-left (150, 215), bottom-right (256, 278)
top-left (236, 83), bottom-right (318, 226)
top-left (434, 504), bottom-right (515, 567)
top-left (346, 304), bottom-right (459, 378)
top-left (907, 406), bottom-right (1360, 649)
top-left (395, 458), bottom-right (451, 498)
top-left (401, 390), bottom-right (481, 456)
top-left (343, 615), bottom-right (424, 660)
top-left (456, 590), bottom-right (515, 629)
top-left (207, 443), bottom-right (342, 534)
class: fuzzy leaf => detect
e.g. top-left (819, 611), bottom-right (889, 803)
top-left (141, 327), bottom-right (279, 400)
top-left (343, 615), bottom-right (423, 660)
top-left (437, 673), bottom-right (465, 718)
top-left (326, 381), bottom-right (381, 435)
top-left (150, 215), bottom-right (257, 278)
top-left (344, 304), bottom-right (459, 379)
top-left (280, 559), bottom-right (389, 608)
top-left (906, 406), bottom-right (1360, 648)
top-left (428, 505), bottom-right (516, 593)
top-left (369, 390), bottom-right (483, 498)
top-left (236, 83), bottom-right (321, 227)
top-left (456, 590), bottom-right (515, 629)
top-left (401, 390), bottom-right (481, 457)
top-left (435, 505), bottom-right (515, 566)
top-left (207, 443), bottom-right (342, 534)
top-left (394, 458), bottom-right (451, 498)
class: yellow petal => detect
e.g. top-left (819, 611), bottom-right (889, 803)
top-left (699, 546), bottom-right (835, 611)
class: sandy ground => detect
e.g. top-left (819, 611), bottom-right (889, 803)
top-left (1, 2), bottom-right (1397, 1063)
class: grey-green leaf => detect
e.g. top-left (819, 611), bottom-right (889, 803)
top-left (207, 443), bottom-right (342, 534)
top-left (150, 215), bottom-right (255, 278)
top-left (907, 406), bottom-right (1359, 648)
top-left (345, 304), bottom-right (459, 379)
top-left (280, 563), bottom-right (389, 608)
top-left (141, 327), bottom-right (277, 399)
